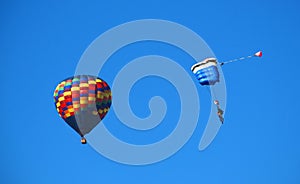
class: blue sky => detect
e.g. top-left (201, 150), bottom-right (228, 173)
top-left (1, 0), bottom-right (300, 183)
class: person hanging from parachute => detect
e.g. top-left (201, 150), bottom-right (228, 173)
top-left (214, 100), bottom-right (224, 124)
top-left (191, 51), bottom-right (262, 124)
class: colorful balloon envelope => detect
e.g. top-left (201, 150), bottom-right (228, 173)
top-left (53, 75), bottom-right (112, 143)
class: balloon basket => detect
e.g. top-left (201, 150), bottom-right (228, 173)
top-left (81, 137), bottom-right (87, 144)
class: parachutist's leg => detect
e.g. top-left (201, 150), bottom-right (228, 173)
top-left (81, 137), bottom-right (87, 144)
top-left (220, 116), bottom-right (224, 124)
top-left (217, 111), bottom-right (224, 124)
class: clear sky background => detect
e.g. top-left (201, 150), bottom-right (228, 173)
top-left (1, 0), bottom-right (300, 184)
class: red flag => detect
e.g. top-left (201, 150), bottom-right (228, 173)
top-left (254, 51), bottom-right (262, 57)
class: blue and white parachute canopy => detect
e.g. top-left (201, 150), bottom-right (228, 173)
top-left (191, 58), bottom-right (220, 86)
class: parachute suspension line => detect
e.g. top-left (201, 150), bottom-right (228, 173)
top-left (203, 84), bottom-right (217, 101)
top-left (210, 86), bottom-right (216, 100)
top-left (210, 86), bottom-right (217, 102)
top-left (204, 86), bottom-right (215, 101)
top-left (219, 51), bottom-right (262, 66)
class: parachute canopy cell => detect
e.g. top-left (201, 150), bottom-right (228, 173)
top-left (53, 75), bottom-right (112, 138)
top-left (191, 58), bottom-right (220, 86)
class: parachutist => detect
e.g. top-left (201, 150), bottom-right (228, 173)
top-left (191, 57), bottom-right (225, 124)
top-left (191, 52), bottom-right (263, 125)
top-left (214, 100), bottom-right (224, 124)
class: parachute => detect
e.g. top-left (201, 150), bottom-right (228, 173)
top-left (191, 51), bottom-right (263, 124)
top-left (191, 58), bottom-right (220, 86)
top-left (53, 75), bottom-right (112, 144)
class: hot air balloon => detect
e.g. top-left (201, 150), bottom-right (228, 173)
top-left (53, 75), bottom-right (112, 144)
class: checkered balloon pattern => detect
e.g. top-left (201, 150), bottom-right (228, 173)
top-left (53, 75), bottom-right (112, 136)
